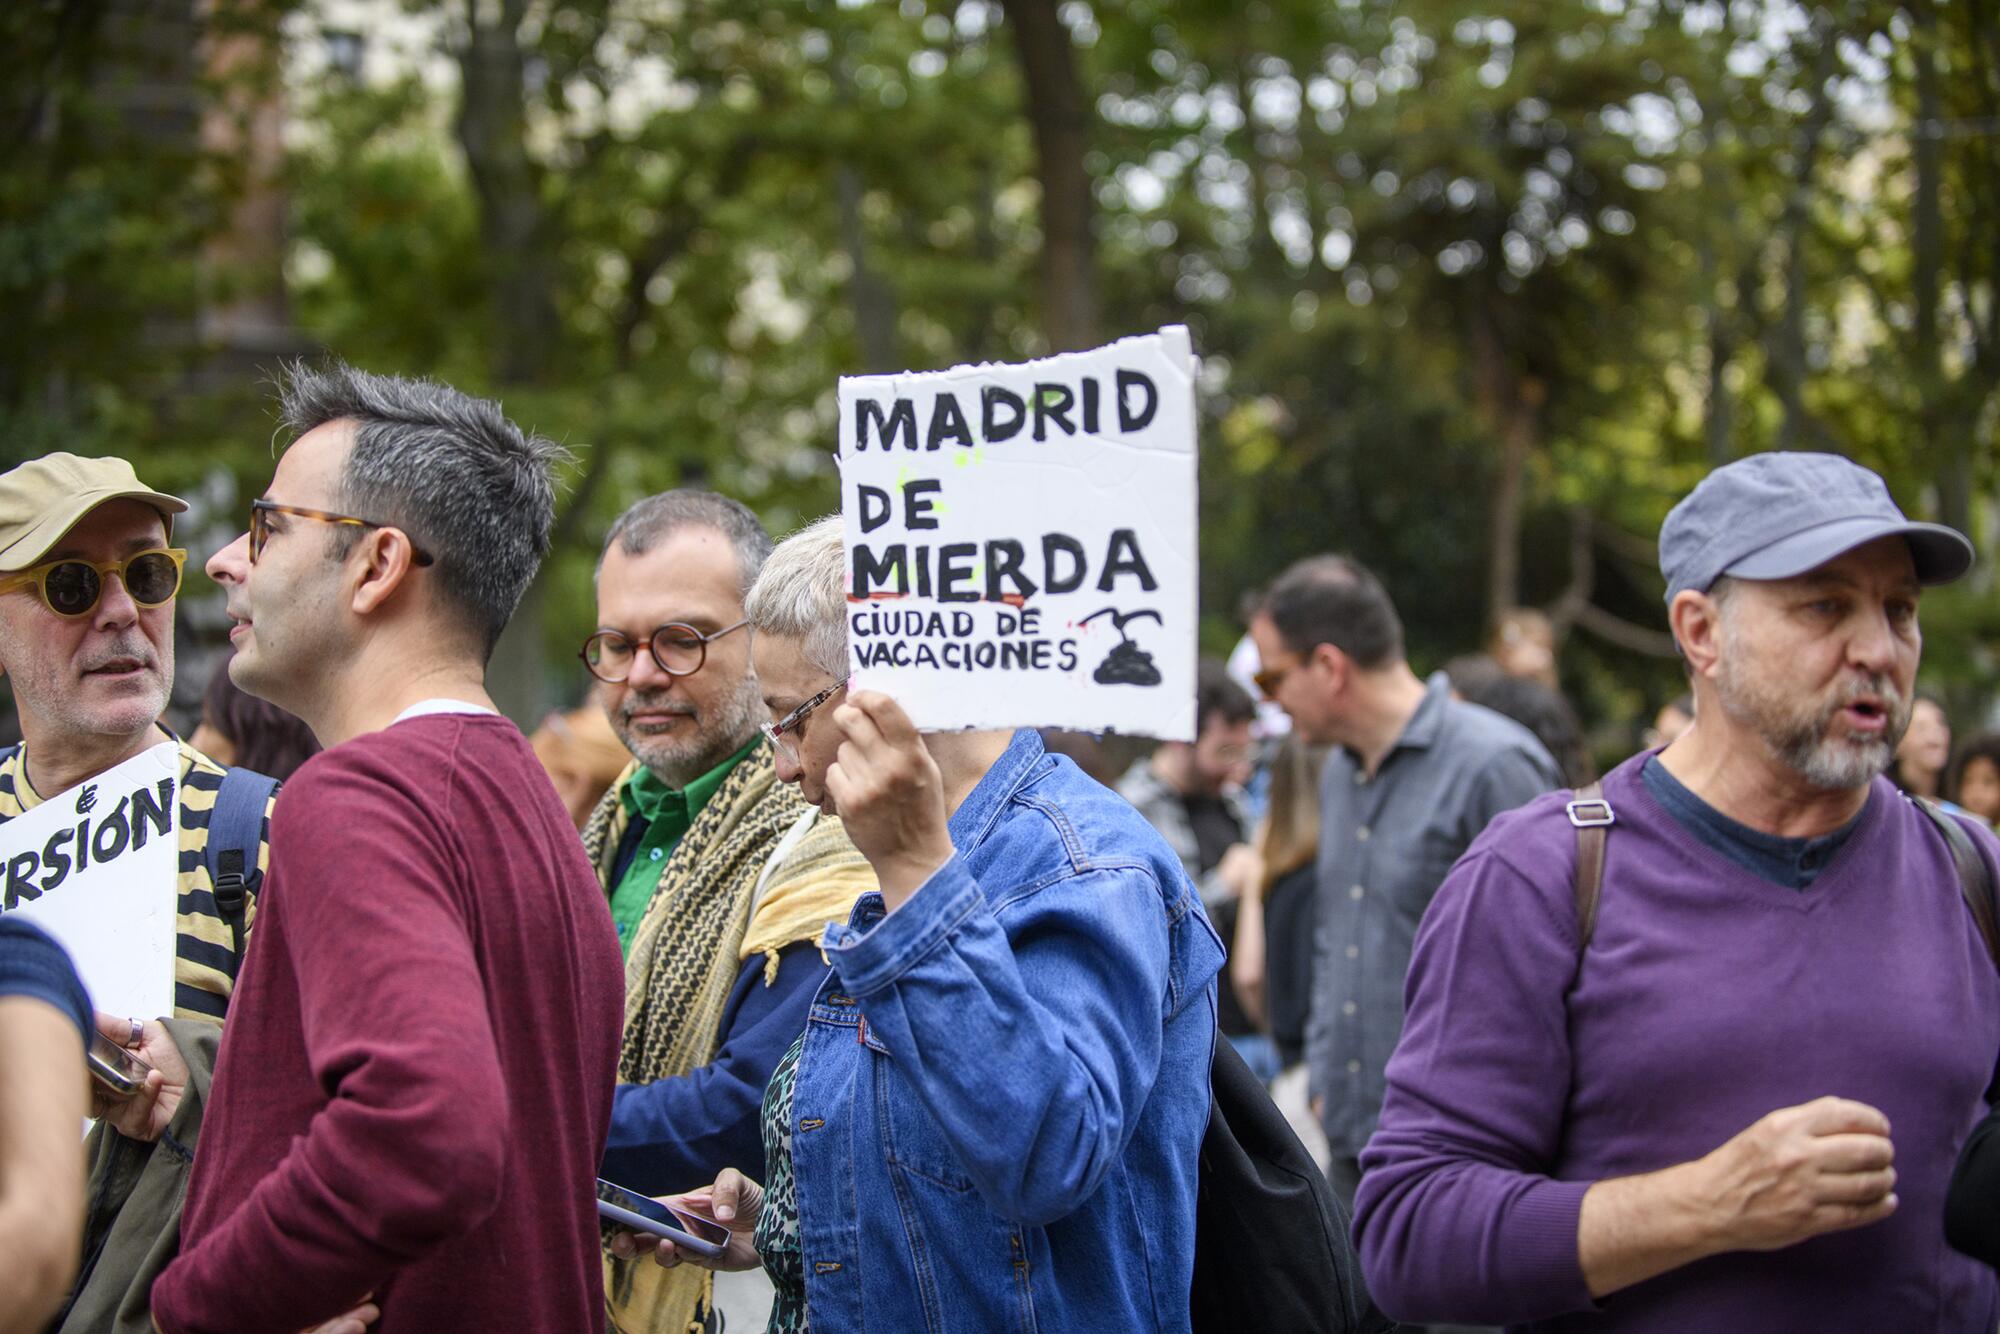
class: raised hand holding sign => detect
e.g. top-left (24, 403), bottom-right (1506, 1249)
top-left (824, 691), bottom-right (957, 907)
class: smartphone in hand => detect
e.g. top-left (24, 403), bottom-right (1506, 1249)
top-left (86, 1032), bottom-right (154, 1096)
top-left (595, 1178), bottom-right (730, 1259)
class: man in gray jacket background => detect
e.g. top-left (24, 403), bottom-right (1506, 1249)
top-left (1247, 553), bottom-right (1561, 1217)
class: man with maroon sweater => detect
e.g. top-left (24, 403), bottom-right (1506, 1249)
top-left (145, 362), bottom-right (626, 1333)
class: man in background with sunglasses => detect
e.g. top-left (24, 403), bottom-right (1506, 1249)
top-left (0, 453), bottom-right (284, 1334)
top-left (1245, 553), bottom-right (1559, 1261)
top-left (0, 455), bottom-right (191, 849)
top-left (585, 490), bottom-right (874, 1334)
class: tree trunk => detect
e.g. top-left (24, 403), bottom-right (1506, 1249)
top-left (1472, 317), bottom-right (1537, 620)
top-left (1705, 300), bottom-right (1734, 465)
top-left (455, 0), bottom-right (557, 387)
top-left (960, 162), bottom-right (1000, 362)
top-left (1769, 19), bottom-right (1838, 452)
top-left (1689, 86), bottom-right (1736, 465)
top-left (454, 0), bottom-right (556, 723)
top-left (1486, 411), bottom-right (1532, 621)
top-left (835, 165), bottom-right (899, 372)
top-left (999, 0), bottom-right (1098, 351)
top-left (1909, 0), bottom-right (1967, 531)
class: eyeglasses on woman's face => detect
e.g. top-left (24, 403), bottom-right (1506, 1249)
top-left (760, 677), bottom-right (849, 766)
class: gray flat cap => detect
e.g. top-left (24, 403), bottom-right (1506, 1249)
top-left (1660, 451), bottom-right (1973, 604)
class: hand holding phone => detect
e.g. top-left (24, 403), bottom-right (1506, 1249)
top-left (86, 1031), bottom-right (153, 1095)
top-left (87, 1013), bottom-right (185, 1142)
top-left (598, 1174), bottom-right (763, 1272)
top-left (597, 1179), bottom-right (731, 1257)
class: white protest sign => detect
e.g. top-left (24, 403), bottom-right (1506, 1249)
top-left (0, 742), bottom-right (179, 1020)
top-left (838, 325), bottom-right (1197, 741)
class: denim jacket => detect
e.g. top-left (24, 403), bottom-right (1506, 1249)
top-left (794, 729), bottom-right (1223, 1332)
top-left (1115, 759), bottom-right (1252, 910)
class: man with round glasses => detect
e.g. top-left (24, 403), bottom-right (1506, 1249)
top-left (0, 452), bottom-right (282, 1333)
top-left (586, 489), bottom-right (875, 1334)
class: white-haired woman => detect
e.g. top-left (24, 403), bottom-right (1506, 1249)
top-left (614, 514), bottom-right (1223, 1334)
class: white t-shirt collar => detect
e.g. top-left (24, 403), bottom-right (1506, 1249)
top-left (392, 698), bottom-right (500, 725)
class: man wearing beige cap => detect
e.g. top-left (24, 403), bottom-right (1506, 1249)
top-left (0, 452), bottom-right (279, 1334)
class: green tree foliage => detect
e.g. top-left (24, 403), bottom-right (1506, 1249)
top-left (2, 3), bottom-right (220, 469)
top-left (5, 0), bottom-right (1994, 737)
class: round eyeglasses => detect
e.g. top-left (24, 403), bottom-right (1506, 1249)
top-left (760, 677), bottom-right (849, 766)
top-left (0, 548), bottom-right (186, 619)
top-left (580, 620), bottom-right (749, 684)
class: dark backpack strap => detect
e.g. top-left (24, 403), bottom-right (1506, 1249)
top-left (1915, 797), bottom-right (2000, 968)
top-left (204, 766), bottom-right (279, 981)
top-left (1567, 781), bottom-right (1615, 952)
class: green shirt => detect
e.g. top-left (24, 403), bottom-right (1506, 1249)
top-left (608, 737), bottom-right (762, 959)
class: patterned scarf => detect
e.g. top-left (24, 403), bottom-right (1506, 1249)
top-left (584, 744), bottom-right (806, 1334)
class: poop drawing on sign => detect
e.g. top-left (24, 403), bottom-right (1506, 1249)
top-left (1081, 607), bottom-right (1163, 686)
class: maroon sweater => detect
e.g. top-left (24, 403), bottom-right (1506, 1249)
top-left (152, 714), bottom-right (625, 1333)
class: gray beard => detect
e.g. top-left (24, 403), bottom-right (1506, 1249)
top-left (616, 676), bottom-right (764, 790)
top-left (1714, 655), bottom-right (1908, 792)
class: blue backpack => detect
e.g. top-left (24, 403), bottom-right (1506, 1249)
top-left (203, 764), bottom-right (279, 980)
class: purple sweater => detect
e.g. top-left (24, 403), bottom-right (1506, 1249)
top-left (1354, 754), bottom-right (2000, 1331)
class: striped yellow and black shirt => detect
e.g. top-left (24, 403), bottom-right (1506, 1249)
top-left (0, 733), bottom-right (275, 1021)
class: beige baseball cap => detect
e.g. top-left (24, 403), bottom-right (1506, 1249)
top-left (0, 453), bottom-right (188, 572)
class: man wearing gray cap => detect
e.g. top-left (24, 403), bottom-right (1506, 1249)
top-left (0, 453), bottom-right (281, 1333)
top-left (1351, 451), bottom-right (2000, 1331)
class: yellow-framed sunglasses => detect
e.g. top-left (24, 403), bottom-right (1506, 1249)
top-left (0, 548), bottom-right (187, 619)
